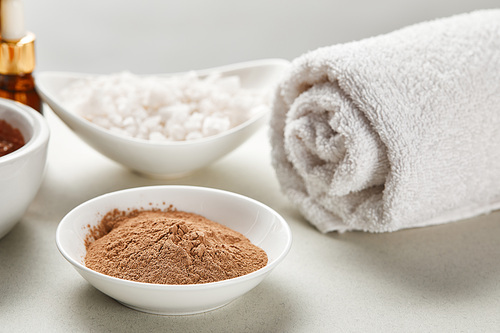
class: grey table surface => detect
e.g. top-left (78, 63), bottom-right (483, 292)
top-left (1, 1), bottom-right (499, 332)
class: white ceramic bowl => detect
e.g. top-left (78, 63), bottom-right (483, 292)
top-left (56, 185), bottom-right (292, 315)
top-left (36, 59), bottom-right (290, 178)
top-left (0, 98), bottom-right (50, 239)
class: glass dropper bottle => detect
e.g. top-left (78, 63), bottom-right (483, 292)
top-left (0, 0), bottom-right (42, 113)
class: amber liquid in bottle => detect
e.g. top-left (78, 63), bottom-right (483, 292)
top-left (0, 73), bottom-right (43, 113)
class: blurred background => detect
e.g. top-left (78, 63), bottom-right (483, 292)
top-left (24, 0), bottom-right (498, 74)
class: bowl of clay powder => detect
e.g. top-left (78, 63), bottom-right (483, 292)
top-left (56, 185), bottom-right (292, 315)
top-left (36, 59), bottom-right (290, 178)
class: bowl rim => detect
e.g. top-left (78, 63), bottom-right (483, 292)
top-left (36, 58), bottom-right (290, 147)
top-left (55, 185), bottom-right (292, 290)
top-left (0, 98), bottom-right (50, 163)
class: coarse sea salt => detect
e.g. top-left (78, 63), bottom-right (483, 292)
top-left (59, 71), bottom-right (270, 142)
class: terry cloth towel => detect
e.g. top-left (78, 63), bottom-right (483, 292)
top-left (270, 10), bottom-right (500, 233)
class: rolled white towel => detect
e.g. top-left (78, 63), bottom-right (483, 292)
top-left (270, 10), bottom-right (500, 233)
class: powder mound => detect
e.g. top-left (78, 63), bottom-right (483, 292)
top-left (84, 209), bottom-right (268, 285)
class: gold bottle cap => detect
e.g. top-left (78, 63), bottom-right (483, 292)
top-left (0, 32), bottom-right (36, 75)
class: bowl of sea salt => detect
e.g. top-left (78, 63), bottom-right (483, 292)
top-left (36, 59), bottom-right (289, 178)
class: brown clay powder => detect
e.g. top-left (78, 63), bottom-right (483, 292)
top-left (84, 209), bottom-right (268, 285)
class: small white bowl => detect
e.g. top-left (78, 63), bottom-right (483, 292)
top-left (36, 59), bottom-right (290, 178)
top-left (56, 185), bottom-right (292, 315)
top-left (0, 98), bottom-right (50, 239)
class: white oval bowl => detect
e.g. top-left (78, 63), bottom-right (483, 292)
top-left (36, 59), bottom-right (290, 178)
top-left (0, 98), bottom-right (50, 239)
top-left (55, 185), bottom-right (292, 315)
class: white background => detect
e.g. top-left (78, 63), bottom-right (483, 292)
top-left (25, 0), bottom-right (499, 73)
